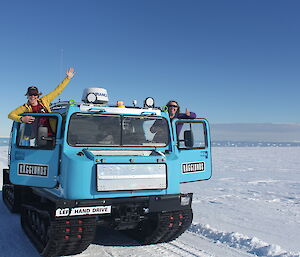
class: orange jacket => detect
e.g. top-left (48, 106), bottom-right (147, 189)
top-left (8, 77), bottom-right (71, 122)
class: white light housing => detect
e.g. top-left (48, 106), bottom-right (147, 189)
top-left (144, 97), bottom-right (155, 108)
top-left (180, 195), bottom-right (191, 206)
top-left (82, 88), bottom-right (109, 104)
top-left (86, 93), bottom-right (97, 103)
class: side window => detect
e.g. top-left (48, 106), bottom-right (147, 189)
top-left (17, 116), bottom-right (57, 149)
top-left (176, 121), bottom-right (207, 149)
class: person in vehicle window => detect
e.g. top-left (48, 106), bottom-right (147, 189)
top-left (8, 67), bottom-right (75, 124)
top-left (150, 100), bottom-right (196, 139)
top-left (166, 100), bottom-right (196, 121)
top-left (9, 68), bottom-right (75, 146)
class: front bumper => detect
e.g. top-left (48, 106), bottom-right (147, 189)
top-left (50, 193), bottom-right (193, 218)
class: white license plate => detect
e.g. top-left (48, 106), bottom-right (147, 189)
top-left (56, 205), bottom-right (111, 217)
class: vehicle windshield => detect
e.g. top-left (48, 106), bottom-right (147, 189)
top-left (67, 113), bottom-right (169, 147)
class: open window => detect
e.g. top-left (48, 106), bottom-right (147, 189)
top-left (17, 116), bottom-right (58, 149)
top-left (176, 120), bottom-right (207, 149)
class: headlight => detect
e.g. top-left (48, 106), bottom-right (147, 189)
top-left (180, 195), bottom-right (191, 206)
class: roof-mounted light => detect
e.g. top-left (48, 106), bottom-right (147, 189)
top-left (86, 93), bottom-right (97, 103)
top-left (117, 100), bottom-right (125, 108)
top-left (144, 97), bottom-right (155, 108)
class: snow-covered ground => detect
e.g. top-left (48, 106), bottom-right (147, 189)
top-left (0, 146), bottom-right (299, 257)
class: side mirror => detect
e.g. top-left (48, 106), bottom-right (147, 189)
top-left (184, 130), bottom-right (194, 148)
top-left (37, 127), bottom-right (48, 146)
top-left (37, 127), bottom-right (54, 147)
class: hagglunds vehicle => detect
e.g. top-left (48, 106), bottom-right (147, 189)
top-left (2, 88), bottom-right (212, 256)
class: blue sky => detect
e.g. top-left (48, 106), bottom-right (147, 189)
top-left (1, 0), bottom-right (299, 136)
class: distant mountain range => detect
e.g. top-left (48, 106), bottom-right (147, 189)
top-left (212, 141), bottom-right (300, 147)
top-left (210, 123), bottom-right (300, 143)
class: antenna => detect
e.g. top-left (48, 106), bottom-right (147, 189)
top-left (60, 48), bottom-right (64, 79)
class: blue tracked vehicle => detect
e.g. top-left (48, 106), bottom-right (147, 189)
top-left (2, 88), bottom-right (212, 257)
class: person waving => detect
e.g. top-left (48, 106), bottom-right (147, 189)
top-left (8, 67), bottom-right (75, 123)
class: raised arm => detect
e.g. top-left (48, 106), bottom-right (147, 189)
top-left (42, 67), bottom-right (75, 105)
top-left (185, 108), bottom-right (196, 118)
top-left (177, 108), bottom-right (196, 119)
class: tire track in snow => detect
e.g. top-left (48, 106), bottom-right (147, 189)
top-left (79, 227), bottom-right (246, 257)
top-left (167, 240), bottom-right (213, 257)
top-left (174, 231), bottom-right (254, 257)
top-left (151, 241), bottom-right (211, 257)
top-left (77, 227), bottom-right (214, 257)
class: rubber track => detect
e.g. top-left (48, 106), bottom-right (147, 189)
top-left (133, 209), bottom-right (193, 245)
top-left (158, 209), bottom-right (193, 243)
top-left (21, 205), bottom-right (97, 257)
top-left (2, 184), bottom-right (22, 213)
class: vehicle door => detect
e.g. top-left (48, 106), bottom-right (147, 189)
top-left (172, 118), bottom-right (212, 183)
top-left (9, 113), bottom-right (62, 188)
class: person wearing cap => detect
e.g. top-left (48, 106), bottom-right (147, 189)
top-left (8, 67), bottom-right (75, 123)
top-left (150, 100), bottom-right (196, 140)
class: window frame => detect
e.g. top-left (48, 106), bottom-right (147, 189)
top-left (175, 120), bottom-right (208, 150)
top-left (16, 113), bottom-right (60, 150)
top-left (66, 113), bottom-right (170, 147)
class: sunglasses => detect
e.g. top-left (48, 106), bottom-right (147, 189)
top-left (28, 93), bottom-right (38, 96)
top-left (168, 105), bottom-right (178, 108)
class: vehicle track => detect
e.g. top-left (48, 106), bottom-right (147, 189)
top-left (160, 240), bottom-right (213, 257)
top-left (74, 226), bottom-right (256, 257)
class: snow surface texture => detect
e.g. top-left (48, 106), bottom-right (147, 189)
top-left (0, 146), bottom-right (299, 257)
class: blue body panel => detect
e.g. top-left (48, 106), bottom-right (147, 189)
top-left (10, 113), bottom-right (62, 188)
top-left (172, 119), bottom-right (212, 183)
top-left (9, 104), bottom-right (212, 200)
